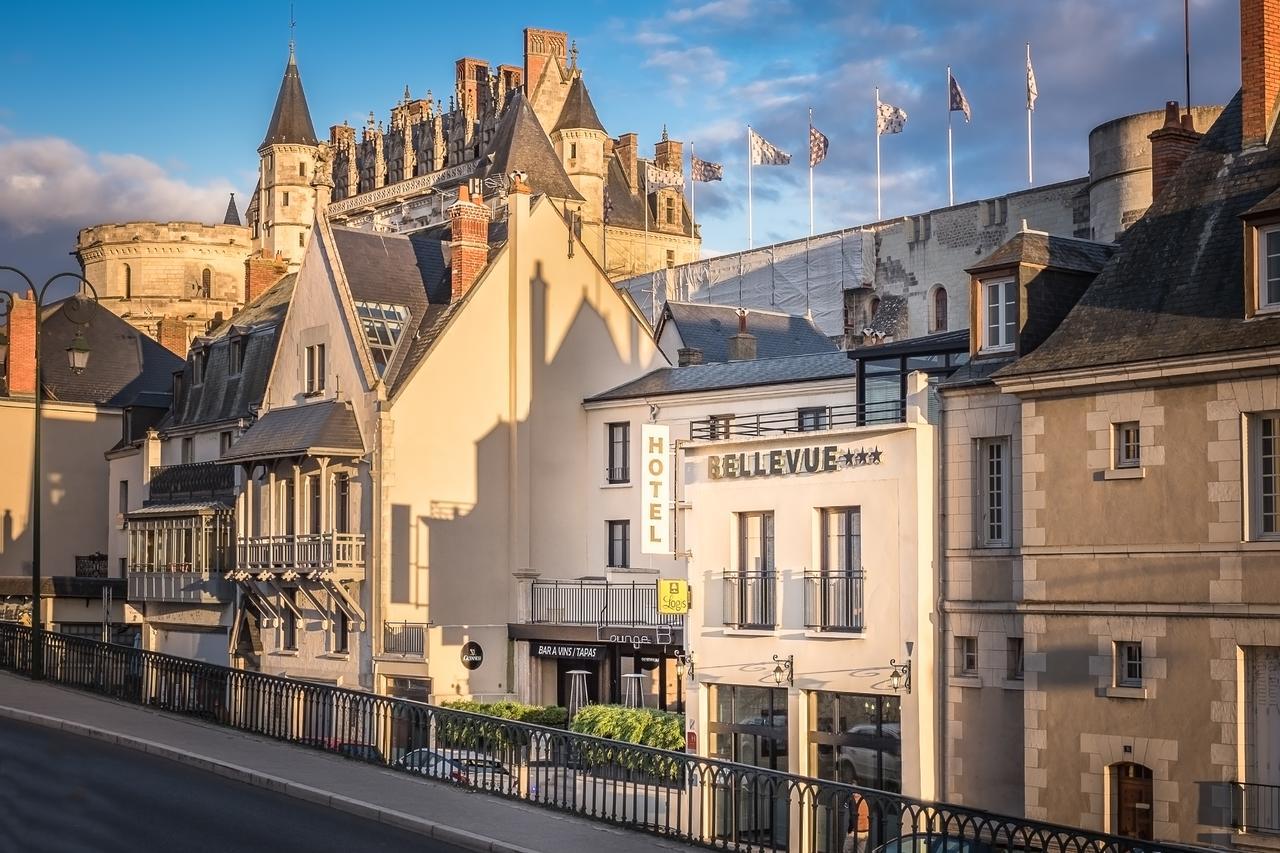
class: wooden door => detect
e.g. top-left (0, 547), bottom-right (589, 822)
top-left (1114, 763), bottom-right (1154, 840)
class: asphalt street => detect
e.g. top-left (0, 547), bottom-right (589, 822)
top-left (0, 718), bottom-right (468, 853)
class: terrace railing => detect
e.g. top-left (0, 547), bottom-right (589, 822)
top-left (530, 580), bottom-right (684, 628)
top-left (690, 399), bottom-right (905, 441)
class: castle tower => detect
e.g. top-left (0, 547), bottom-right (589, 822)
top-left (551, 73), bottom-right (608, 229)
top-left (252, 46), bottom-right (319, 268)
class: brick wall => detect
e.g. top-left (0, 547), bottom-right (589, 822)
top-left (1149, 102), bottom-right (1202, 199)
top-left (5, 291), bottom-right (36, 396)
top-left (156, 315), bottom-right (188, 356)
top-left (1242, 0), bottom-right (1280, 147)
top-left (245, 253), bottom-right (289, 305)
top-left (447, 185), bottom-right (493, 301)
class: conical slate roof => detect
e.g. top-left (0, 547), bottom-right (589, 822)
top-left (223, 193), bottom-right (241, 226)
top-left (552, 75), bottom-right (605, 134)
top-left (259, 51), bottom-right (318, 150)
top-left (476, 93), bottom-right (584, 202)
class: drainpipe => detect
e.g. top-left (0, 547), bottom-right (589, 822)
top-left (936, 390), bottom-right (949, 800)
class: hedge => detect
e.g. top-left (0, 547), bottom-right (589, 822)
top-left (440, 699), bottom-right (568, 727)
top-left (569, 705), bottom-right (685, 750)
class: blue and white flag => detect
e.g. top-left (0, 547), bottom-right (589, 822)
top-left (645, 163), bottom-right (685, 190)
top-left (877, 100), bottom-right (908, 135)
top-left (691, 156), bottom-right (723, 182)
top-left (949, 71), bottom-right (971, 122)
top-left (749, 128), bottom-right (791, 166)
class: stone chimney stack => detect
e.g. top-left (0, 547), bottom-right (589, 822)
top-left (727, 308), bottom-right (757, 361)
top-left (245, 252), bottom-right (289, 305)
top-left (5, 290), bottom-right (36, 396)
top-left (448, 182), bottom-right (494, 302)
top-left (677, 346), bottom-right (704, 367)
top-left (157, 315), bottom-right (189, 357)
top-left (616, 133), bottom-right (639, 193)
top-left (1243, 0), bottom-right (1280, 148)
top-left (1149, 100), bottom-right (1202, 200)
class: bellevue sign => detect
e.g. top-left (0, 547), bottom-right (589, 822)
top-left (708, 445), bottom-right (883, 480)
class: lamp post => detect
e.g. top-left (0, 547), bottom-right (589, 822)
top-left (0, 268), bottom-right (99, 680)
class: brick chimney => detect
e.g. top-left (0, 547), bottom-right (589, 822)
top-left (4, 290), bottom-right (36, 396)
top-left (448, 183), bottom-right (494, 302)
top-left (157, 316), bottom-right (188, 356)
top-left (1149, 100), bottom-right (1202, 200)
top-left (1243, 0), bottom-right (1280, 148)
top-left (727, 308), bottom-right (757, 361)
top-left (616, 133), bottom-right (639, 193)
top-left (245, 251), bottom-right (288, 305)
top-left (677, 347), bottom-right (704, 367)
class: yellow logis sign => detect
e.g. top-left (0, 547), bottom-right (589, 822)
top-left (658, 580), bottom-right (690, 614)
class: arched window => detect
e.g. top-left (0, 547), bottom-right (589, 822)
top-left (933, 286), bottom-right (948, 332)
top-left (201, 268), bottom-right (212, 297)
top-left (869, 297), bottom-right (881, 320)
top-left (123, 264), bottom-right (132, 299)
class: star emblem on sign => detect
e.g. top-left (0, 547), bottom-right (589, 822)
top-left (840, 449), bottom-right (856, 467)
top-left (854, 450), bottom-right (868, 465)
top-left (868, 448), bottom-right (883, 464)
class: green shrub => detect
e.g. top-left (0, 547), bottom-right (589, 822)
top-left (568, 705), bottom-right (686, 781)
top-left (440, 699), bottom-right (568, 727)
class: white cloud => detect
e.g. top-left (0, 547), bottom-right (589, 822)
top-left (644, 45), bottom-right (731, 90)
top-left (0, 131), bottom-right (236, 237)
top-left (667, 0), bottom-right (756, 24)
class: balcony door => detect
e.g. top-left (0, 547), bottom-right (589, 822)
top-left (306, 474), bottom-right (322, 535)
top-left (734, 512), bottom-right (775, 628)
top-left (1247, 646), bottom-right (1280, 832)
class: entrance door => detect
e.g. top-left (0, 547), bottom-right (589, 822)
top-left (1113, 763), bottom-right (1154, 840)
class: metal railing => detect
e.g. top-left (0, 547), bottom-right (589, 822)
top-left (236, 532), bottom-right (365, 574)
top-left (606, 467), bottom-right (630, 484)
top-left (0, 624), bottom-right (1209, 853)
top-left (148, 461), bottom-right (237, 504)
top-left (723, 569), bottom-right (777, 629)
top-left (804, 569), bottom-right (865, 633)
top-left (383, 622), bottom-right (427, 657)
top-left (1234, 781), bottom-right (1280, 833)
top-left (530, 580), bottom-right (684, 627)
top-left (690, 400), bottom-right (906, 440)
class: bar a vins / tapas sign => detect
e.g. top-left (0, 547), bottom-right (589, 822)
top-left (641, 423), bottom-right (670, 554)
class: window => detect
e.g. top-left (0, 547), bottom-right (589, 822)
top-left (665, 197), bottom-right (676, 225)
top-left (200, 268), bottom-right (212, 297)
top-left (305, 343), bottom-right (326, 395)
top-left (932, 286), bottom-right (948, 332)
top-left (869, 297), bottom-right (881, 319)
top-left (123, 264), bottom-right (132, 299)
top-left (1115, 422), bottom-right (1141, 468)
top-left (354, 301), bottom-right (409, 376)
top-left (298, 232), bottom-right (305, 248)
top-left (228, 335), bottom-right (246, 376)
top-left (281, 478), bottom-right (296, 535)
top-left (727, 512), bottom-right (775, 628)
top-left (333, 472), bottom-right (350, 534)
top-left (808, 692), bottom-right (902, 794)
top-left (181, 437), bottom-right (194, 464)
top-left (1260, 226), bottom-right (1280, 309)
top-left (282, 589), bottom-right (298, 651)
top-left (219, 431), bottom-right (233, 455)
top-left (191, 349), bottom-right (206, 386)
top-left (299, 161), bottom-right (307, 178)
top-left (977, 437), bottom-right (1011, 546)
top-left (118, 480), bottom-right (129, 516)
top-left (606, 422), bottom-right (630, 483)
top-left (569, 142), bottom-right (577, 160)
top-left (334, 608), bottom-right (350, 654)
top-left (1255, 414), bottom-right (1280, 537)
top-left (607, 520), bottom-right (630, 568)
top-left (1007, 637), bottom-right (1024, 680)
top-left (981, 278), bottom-right (1017, 352)
top-left (306, 474), bottom-right (322, 534)
top-left (957, 636), bottom-right (978, 674)
top-left (666, 249), bottom-right (675, 268)
top-left (821, 508), bottom-right (861, 574)
top-left (798, 407), bottom-right (827, 431)
top-left (1115, 641), bottom-right (1142, 686)
top-left (739, 511), bottom-right (775, 574)
top-left (282, 191), bottom-right (290, 207)
top-left (808, 508), bottom-right (863, 632)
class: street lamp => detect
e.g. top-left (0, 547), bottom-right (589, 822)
top-left (889, 658), bottom-right (912, 693)
top-left (0, 268), bottom-right (99, 681)
top-left (772, 653), bottom-right (794, 686)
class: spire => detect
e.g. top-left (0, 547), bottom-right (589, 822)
top-left (404, 84), bottom-right (412, 103)
top-left (259, 49), bottom-right (319, 151)
top-left (551, 74), bottom-right (605, 134)
top-left (223, 193), bottom-right (241, 226)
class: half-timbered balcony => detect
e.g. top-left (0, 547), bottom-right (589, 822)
top-left (232, 532), bottom-right (365, 581)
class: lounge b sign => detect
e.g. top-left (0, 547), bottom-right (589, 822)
top-left (641, 423), bottom-right (670, 554)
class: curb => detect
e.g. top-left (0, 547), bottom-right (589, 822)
top-left (0, 704), bottom-right (540, 853)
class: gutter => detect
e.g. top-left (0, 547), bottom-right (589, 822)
top-left (936, 391), bottom-right (949, 800)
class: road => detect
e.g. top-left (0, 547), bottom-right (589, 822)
top-left (0, 718), bottom-right (467, 853)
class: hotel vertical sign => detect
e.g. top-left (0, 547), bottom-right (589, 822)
top-left (641, 423), bottom-right (671, 554)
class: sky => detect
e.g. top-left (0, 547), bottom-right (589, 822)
top-left (0, 0), bottom-right (1244, 294)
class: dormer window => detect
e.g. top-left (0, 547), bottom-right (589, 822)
top-left (228, 334), bottom-right (246, 377)
top-left (980, 278), bottom-right (1017, 353)
top-left (1258, 225), bottom-right (1280, 311)
top-left (191, 348), bottom-right (207, 386)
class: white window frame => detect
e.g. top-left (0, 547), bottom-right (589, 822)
top-left (980, 277), bottom-right (1017, 353)
top-left (957, 636), bottom-right (978, 674)
top-left (606, 519), bottom-right (630, 568)
top-left (977, 436), bottom-right (1011, 547)
top-left (305, 343), bottom-right (326, 396)
top-left (1115, 641), bottom-right (1143, 687)
top-left (1252, 413), bottom-right (1280, 539)
top-left (1007, 637), bottom-right (1024, 681)
top-left (606, 422), bottom-right (630, 484)
top-left (1114, 422), bottom-right (1141, 469)
top-left (1258, 225), bottom-right (1280, 312)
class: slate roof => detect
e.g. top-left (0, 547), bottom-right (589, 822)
top-left (223, 193), bottom-right (241, 226)
top-left (968, 230), bottom-right (1116, 277)
top-left (220, 400), bottom-right (364, 462)
top-left (472, 93), bottom-right (584, 202)
top-left (1, 296), bottom-right (181, 407)
top-left (552, 75), bottom-right (605, 134)
top-left (260, 51), bottom-right (319, 150)
top-left (603, 158), bottom-right (695, 237)
top-left (588, 351), bottom-right (855, 401)
top-left (1001, 91), bottom-right (1280, 378)
top-left (164, 274), bottom-right (295, 431)
top-left (658, 302), bottom-right (837, 363)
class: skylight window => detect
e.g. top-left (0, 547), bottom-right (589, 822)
top-left (355, 301), bottom-right (409, 375)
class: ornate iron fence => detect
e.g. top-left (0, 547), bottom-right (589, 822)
top-left (0, 624), bottom-right (1210, 853)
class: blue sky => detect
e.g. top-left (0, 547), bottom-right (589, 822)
top-left (0, 0), bottom-right (1243, 289)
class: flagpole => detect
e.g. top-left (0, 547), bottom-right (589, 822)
top-left (808, 108), bottom-right (815, 237)
top-left (875, 87), bottom-right (882, 220)
top-left (747, 125), bottom-right (754, 249)
top-left (1026, 43), bottom-right (1034, 185)
top-left (690, 142), bottom-right (697, 244)
top-left (947, 66), bottom-right (954, 206)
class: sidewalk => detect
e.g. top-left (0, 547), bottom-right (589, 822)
top-left (0, 672), bottom-right (701, 853)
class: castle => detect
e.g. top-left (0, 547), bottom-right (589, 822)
top-left (76, 28), bottom-right (702, 354)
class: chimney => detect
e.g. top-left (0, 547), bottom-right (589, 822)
top-left (4, 290), bottom-right (36, 396)
top-left (448, 183), bottom-right (494, 302)
top-left (677, 346), bottom-right (704, 367)
top-left (1148, 100), bottom-right (1202, 200)
top-left (655, 131), bottom-right (683, 176)
top-left (1242, 0), bottom-right (1280, 148)
top-left (616, 133), bottom-right (638, 193)
top-left (244, 251), bottom-right (289, 304)
top-left (157, 315), bottom-right (188, 356)
top-left (523, 28), bottom-right (567, 93)
top-left (727, 308), bottom-right (757, 361)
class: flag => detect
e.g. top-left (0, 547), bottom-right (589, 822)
top-left (809, 124), bottom-right (829, 168)
top-left (645, 163), bottom-right (685, 190)
top-left (877, 100), bottom-right (908, 135)
top-left (691, 156), bottom-right (723, 182)
top-left (749, 128), bottom-right (791, 166)
top-left (949, 71), bottom-right (971, 122)
top-left (1026, 53), bottom-right (1038, 111)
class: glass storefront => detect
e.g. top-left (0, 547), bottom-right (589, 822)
top-left (710, 684), bottom-right (790, 849)
top-left (809, 692), bottom-right (902, 853)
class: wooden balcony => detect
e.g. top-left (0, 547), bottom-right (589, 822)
top-left (233, 533), bottom-right (365, 581)
top-left (128, 569), bottom-right (233, 604)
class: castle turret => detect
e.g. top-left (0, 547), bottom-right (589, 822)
top-left (251, 46), bottom-right (319, 268)
top-left (551, 73), bottom-right (608, 231)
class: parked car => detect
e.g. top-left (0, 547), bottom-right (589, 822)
top-left (871, 833), bottom-right (999, 853)
top-left (436, 749), bottom-right (520, 795)
top-left (836, 723), bottom-right (900, 790)
top-left (395, 748), bottom-right (473, 786)
top-left (298, 737), bottom-right (386, 765)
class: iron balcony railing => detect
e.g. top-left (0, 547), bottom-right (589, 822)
top-left (1234, 781), bottom-right (1280, 833)
top-left (0, 624), bottom-right (1210, 853)
top-left (148, 461), bottom-right (237, 504)
top-left (690, 399), bottom-right (906, 441)
top-left (383, 622), bottom-right (428, 657)
top-left (530, 580), bottom-right (683, 627)
top-left (605, 466), bottom-right (630, 484)
top-left (804, 568), bottom-right (866, 633)
top-left (235, 532), bottom-right (365, 575)
top-left (723, 569), bottom-right (777, 629)
top-left (127, 569), bottom-right (233, 604)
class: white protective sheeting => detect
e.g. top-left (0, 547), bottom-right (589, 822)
top-left (619, 228), bottom-right (873, 337)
